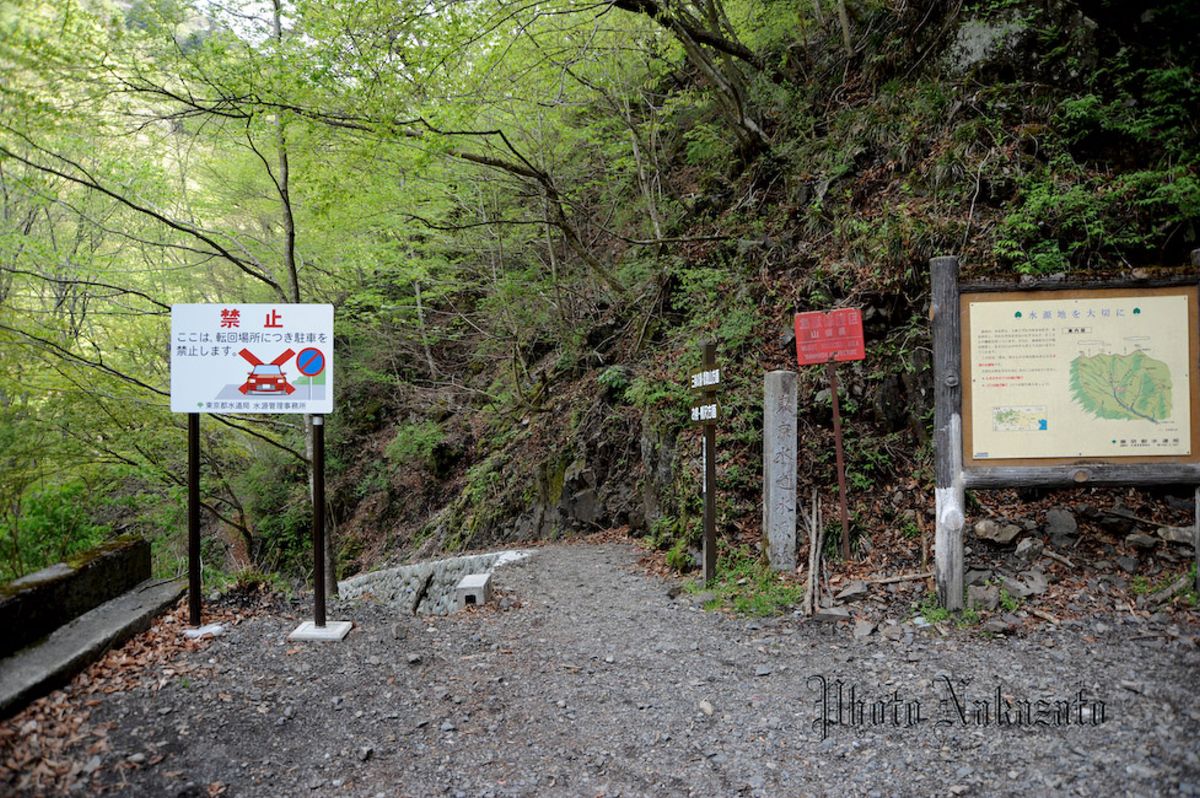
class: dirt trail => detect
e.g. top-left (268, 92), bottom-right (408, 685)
top-left (6, 542), bottom-right (1200, 796)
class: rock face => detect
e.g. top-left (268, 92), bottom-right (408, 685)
top-left (948, 13), bottom-right (1028, 76)
top-left (974, 519), bottom-right (1021, 545)
top-left (639, 408), bottom-right (677, 530)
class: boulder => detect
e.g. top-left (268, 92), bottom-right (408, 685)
top-left (965, 569), bottom-right (993, 587)
top-left (967, 585), bottom-right (999, 612)
top-left (1044, 508), bottom-right (1078, 539)
top-left (1014, 537), bottom-right (1043, 566)
top-left (1019, 570), bottom-right (1048, 596)
top-left (1125, 533), bottom-right (1159, 551)
top-left (1157, 526), bottom-right (1193, 545)
top-left (998, 574), bottom-right (1031, 599)
top-left (834, 580), bottom-right (868, 602)
top-left (974, 520), bottom-right (1021, 545)
top-left (853, 619), bottom-right (876, 639)
top-left (813, 606), bottom-right (852, 622)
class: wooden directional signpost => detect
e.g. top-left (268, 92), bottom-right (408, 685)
top-left (691, 342), bottom-right (720, 582)
top-left (795, 308), bottom-right (866, 560)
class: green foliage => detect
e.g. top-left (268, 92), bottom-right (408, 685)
top-left (717, 305), bottom-right (758, 351)
top-left (236, 455), bottom-right (310, 576)
top-left (682, 122), bottom-right (730, 169)
top-left (914, 595), bottom-right (981, 628)
top-left (917, 595), bottom-right (950, 624)
top-left (704, 544), bottom-right (805, 616)
top-left (597, 366), bottom-right (631, 394)
top-left (996, 59), bottom-right (1200, 272)
top-left (1133, 566), bottom-right (1198, 604)
top-left (384, 421), bottom-right (445, 469)
top-left (1, 481), bottom-right (109, 583)
top-left (999, 587), bottom-right (1021, 612)
top-left (624, 377), bottom-right (688, 413)
top-left (665, 537), bottom-right (693, 572)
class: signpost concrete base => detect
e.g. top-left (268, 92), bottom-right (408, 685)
top-left (288, 620), bottom-right (352, 642)
top-left (183, 623), bottom-right (225, 640)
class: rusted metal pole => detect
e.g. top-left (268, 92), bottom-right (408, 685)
top-left (312, 415), bottom-right (327, 628)
top-left (826, 362), bottom-right (851, 560)
top-left (702, 342), bottom-right (717, 583)
top-left (187, 412), bottom-right (201, 627)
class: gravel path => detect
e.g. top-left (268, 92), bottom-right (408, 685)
top-left (66, 542), bottom-right (1200, 796)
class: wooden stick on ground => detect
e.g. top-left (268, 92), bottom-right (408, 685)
top-left (868, 571), bottom-right (934, 585)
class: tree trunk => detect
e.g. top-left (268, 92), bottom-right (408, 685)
top-left (274, 0), bottom-right (336, 600)
top-left (836, 0), bottom-right (853, 55)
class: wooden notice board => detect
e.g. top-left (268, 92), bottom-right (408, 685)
top-left (960, 285), bottom-right (1200, 469)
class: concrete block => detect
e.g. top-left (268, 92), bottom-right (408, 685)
top-left (288, 620), bottom-right (352, 642)
top-left (455, 573), bottom-right (492, 610)
top-left (0, 536), bottom-right (151, 657)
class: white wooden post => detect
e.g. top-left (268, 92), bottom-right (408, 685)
top-left (932, 256), bottom-right (965, 610)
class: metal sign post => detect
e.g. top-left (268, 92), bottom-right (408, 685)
top-left (825, 362), bottom-right (852, 561)
top-left (312, 415), bottom-right (327, 628)
top-left (287, 412), bottom-right (349, 641)
top-left (795, 308), bottom-right (866, 561)
top-left (691, 342), bottom-right (720, 583)
top-left (187, 413), bottom-right (201, 627)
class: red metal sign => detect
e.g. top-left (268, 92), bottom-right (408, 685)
top-left (794, 308), bottom-right (865, 366)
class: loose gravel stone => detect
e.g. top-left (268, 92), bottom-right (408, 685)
top-left (69, 542), bottom-right (1200, 798)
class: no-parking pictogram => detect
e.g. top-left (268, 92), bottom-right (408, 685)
top-left (296, 347), bottom-right (326, 378)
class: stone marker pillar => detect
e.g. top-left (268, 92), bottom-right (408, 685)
top-left (763, 371), bottom-right (798, 571)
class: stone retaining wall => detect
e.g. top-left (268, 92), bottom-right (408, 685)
top-left (339, 550), bottom-right (533, 615)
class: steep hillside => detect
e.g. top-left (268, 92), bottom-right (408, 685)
top-left (324, 0), bottom-right (1200, 578)
top-left (1, 0), bottom-right (1196, 590)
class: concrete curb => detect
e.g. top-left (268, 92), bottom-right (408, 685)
top-left (0, 578), bottom-right (186, 719)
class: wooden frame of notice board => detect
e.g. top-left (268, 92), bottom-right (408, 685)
top-left (930, 254), bottom-right (1200, 611)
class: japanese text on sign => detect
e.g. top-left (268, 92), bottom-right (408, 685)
top-left (171, 304), bottom-right (334, 415)
top-left (795, 308), bottom-right (866, 365)
top-left (965, 291), bottom-right (1193, 461)
top-left (690, 369), bottom-right (721, 390)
